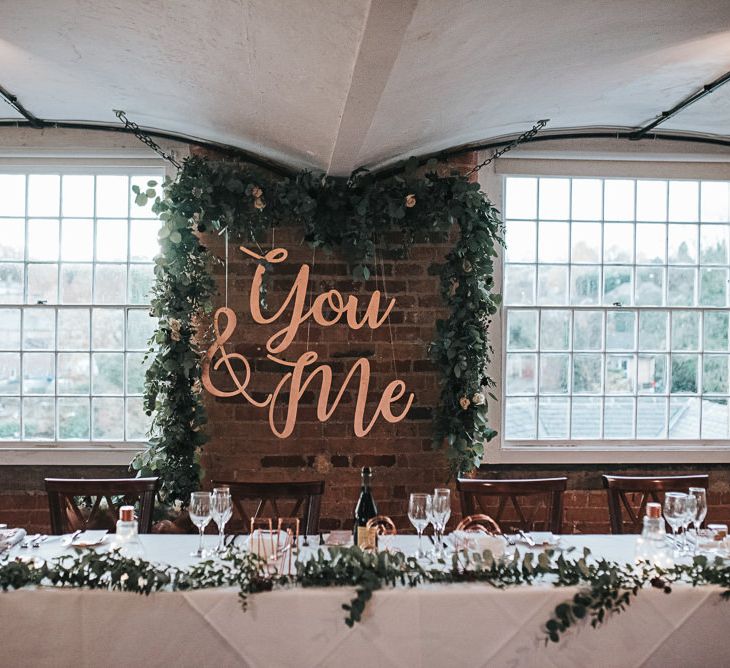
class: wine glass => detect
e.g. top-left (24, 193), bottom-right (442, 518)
top-left (211, 488), bottom-right (232, 553)
top-left (189, 491), bottom-right (212, 558)
top-left (408, 493), bottom-right (432, 558)
top-left (432, 488), bottom-right (451, 559)
top-left (682, 495), bottom-right (697, 553)
top-left (663, 492), bottom-right (687, 551)
top-left (688, 486), bottom-right (708, 539)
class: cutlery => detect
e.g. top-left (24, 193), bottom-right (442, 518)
top-left (20, 533), bottom-right (40, 549)
top-left (64, 529), bottom-right (83, 546)
top-left (302, 534), bottom-right (310, 547)
top-left (427, 535), bottom-right (436, 546)
top-left (517, 529), bottom-right (536, 547)
top-left (31, 535), bottom-right (48, 548)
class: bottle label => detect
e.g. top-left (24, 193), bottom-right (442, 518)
top-left (357, 526), bottom-right (377, 550)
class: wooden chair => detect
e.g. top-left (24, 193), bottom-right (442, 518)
top-left (366, 515), bottom-right (397, 535)
top-left (602, 474), bottom-right (709, 534)
top-left (45, 477), bottom-right (160, 534)
top-left (212, 480), bottom-right (325, 535)
top-left (455, 513), bottom-right (502, 535)
top-left (457, 477), bottom-right (567, 533)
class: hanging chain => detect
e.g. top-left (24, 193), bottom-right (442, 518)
top-left (114, 109), bottom-right (182, 169)
top-left (466, 119), bottom-right (549, 176)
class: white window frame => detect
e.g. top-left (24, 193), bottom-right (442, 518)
top-left (0, 147), bottom-right (178, 465)
top-left (482, 143), bottom-right (730, 464)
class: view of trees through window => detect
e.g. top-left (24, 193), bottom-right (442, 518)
top-left (0, 171), bottom-right (161, 443)
top-left (503, 176), bottom-right (730, 442)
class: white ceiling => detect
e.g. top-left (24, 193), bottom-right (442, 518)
top-left (0, 0), bottom-right (728, 175)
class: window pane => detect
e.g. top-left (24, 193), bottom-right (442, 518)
top-left (0, 175), bottom-right (26, 216)
top-left (91, 353), bottom-right (124, 395)
top-left (128, 264), bottom-right (155, 304)
top-left (27, 175), bottom-right (59, 217)
top-left (666, 267), bottom-right (696, 306)
top-left (703, 356), bottom-right (728, 394)
top-left (538, 222), bottom-right (569, 262)
top-left (0, 219), bottom-right (25, 260)
top-left (638, 354), bottom-right (666, 394)
top-left (701, 398), bottom-right (729, 439)
top-left (539, 354), bottom-right (569, 394)
top-left (540, 310), bottom-right (570, 350)
top-left (505, 177), bottom-right (537, 219)
top-left (60, 264), bottom-right (93, 304)
top-left (700, 225), bottom-right (728, 264)
top-left (636, 180), bottom-right (667, 222)
top-left (94, 265), bottom-right (127, 304)
top-left (96, 219), bottom-right (128, 262)
top-left (0, 353), bottom-right (20, 395)
top-left (603, 267), bottom-right (632, 306)
top-left (668, 181), bottom-right (699, 222)
top-left (635, 267), bottom-right (663, 306)
top-left (539, 178), bottom-right (570, 219)
top-left (507, 310), bottom-right (537, 351)
top-left (127, 309), bottom-right (155, 350)
top-left (537, 265), bottom-right (568, 305)
top-left (671, 355), bottom-right (698, 393)
top-left (22, 308), bottom-right (55, 350)
top-left (0, 309), bottom-right (21, 349)
top-left (126, 353), bottom-right (149, 394)
top-left (573, 354), bottom-right (602, 394)
top-left (606, 311), bottom-right (635, 350)
top-left (504, 265), bottom-right (535, 305)
top-left (92, 308), bottom-right (124, 350)
top-left (505, 220), bottom-right (536, 262)
top-left (27, 264), bottom-right (58, 305)
top-left (506, 354), bottom-right (536, 394)
top-left (671, 311), bottom-right (699, 351)
top-left (23, 353), bottom-right (55, 394)
top-left (92, 397), bottom-right (124, 440)
top-left (570, 266), bottom-right (599, 305)
top-left (699, 268), bottom-right (727, 307)
top-left (704, 311), bottom-right (729, 352)
top-left (58, 397), bottom-right (90, 440)
top-left (57, 353), bottom-right (90, 394)
top-left (604, 180), bottom-right (634, 221)
top-left (0, 264), bottom-right (24, 303)
top-left (637, 397), bottom-right (667, 438)
top-left (126, 397), bottom-right (149, 440)
top-left (62, 175), bottom-right (94, 217)
top-left (58, 308), bottom-right (90, 350)
top-left (61, 219), bottom-right (94, 261)
top-left (504, 397), bottom-right (536, 439)
top-left (23, 397), bottom-right (55, 439)
top-left (669, 397), bottom-right (699, 438)
top-left (96, 176), bottom-right (129, 218)
top-left (639, 311), bottom-right (668, 351)
top-left (571, 222), bottom-right (601, 263)
top-left (571, 397), bottom-right (602, 438)
top-left (571, 179), bottom-right (602, 220)
top-left (130, 219), bottom-right (160, 261)
top-left (668, 224), bottom-right (697, 264)
top-left (603, 223), bottom-right (634, 263)
top-left (604, 398), bottom-right (635, 438)
top-left (573, 311), bottom-right (602, 350)
top-left (701, 182), bottom-right (729, 222)
top-left (130, 176), bottom-right (159, 219)
top-left (635, 224), bottom-right (665, 264)
top-left (606, 355), bottom-right (635, 393)
top-left (27, 219), bottom-right (59, 261)
top-left (0, 398), bottom-right (20, 439)
top-left (538, 397), bottom-right (569, 438)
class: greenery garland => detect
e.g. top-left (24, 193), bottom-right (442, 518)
top-left (130, 155), bottom-right (504, 502)
top-left (2, 546), bottom-right (728, 645)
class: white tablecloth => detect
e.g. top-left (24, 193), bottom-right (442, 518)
top-left (1, 535), bottom-right (728, 668)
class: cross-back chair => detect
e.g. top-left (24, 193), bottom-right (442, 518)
top-left (212, 480), bottom-right (325, 535)
top-left (457, 477), bottom-right (567, 533)
top-left (602, 474), bottom-right (709, 534)
top-left (45, 477), bottom-right (160, 534)
top-left (455, 513), bottom-right (502, 535)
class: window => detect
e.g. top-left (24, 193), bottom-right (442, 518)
top-left (503, 176), bottom-right (730, 444)
top-left (0, 170), bottom-right (161, 446)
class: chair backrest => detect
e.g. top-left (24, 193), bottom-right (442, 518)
top-left (212, 480), bottom-right (325, 535)
top-left (455, 513), bottom-right (502, 535)
top-left (45, 477), bottom-right (160, 534)
top-left (602, 474), bottom-right (709, 534)
top-left (457, 477), bottom-right (567, 533)
top-left (366, 515), bottom-right (397, 536)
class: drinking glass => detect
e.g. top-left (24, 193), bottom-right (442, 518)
top-left (432, 488), bottom-right (451, 559)
top-left (408, 493), bottom-right (432, 558)
top-left (688, 487), bottom-right (708, 534)
top-left (663, 492), bottom-right (687, 550)
top-left (189, 491), bottom-right (212, 557)
top-left (682, 495), bottom-right (697, 552)
top-left (211, 487), bottom-right (233, 553)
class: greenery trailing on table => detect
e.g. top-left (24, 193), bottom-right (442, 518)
top-left (2, 545), bottom-right (729, 645)
top-left (131, 155), bottom-right (504, 501)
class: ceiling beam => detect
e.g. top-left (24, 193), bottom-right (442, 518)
top-left (325, 0), bottom-right (418, 177)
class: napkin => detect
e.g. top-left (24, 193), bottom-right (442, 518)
top-left (248, 530), bottom-right (289, 559)
top-left (69, 530), bottom-right (108, 548)
top-left (451, 532), bottom-right (506, 558)
top-left (0, 528), bottom-right (26, 550)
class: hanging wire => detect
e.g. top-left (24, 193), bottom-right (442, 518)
top-left (114, 109), bottom-right (182, 169)
top-left (466, 119), bottom-right (549, 176)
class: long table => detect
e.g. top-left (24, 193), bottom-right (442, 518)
top-left (1, 534), bottom-right (728, 667)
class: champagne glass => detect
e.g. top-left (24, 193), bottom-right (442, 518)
top-left (408, 493), bottom-right (431, 558)
top-left (682, 495), bottom-right (697, 553)
top-left (211, 487), bottom-right (232, 553)
top-left (689, 486), bottom-right (708, 538)
top-left (663, 492), bottom-right (687, 551)
top-left (432, 488), bottom-right (451, 559)
top-left (189, 491), bottom-right (212, 558)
